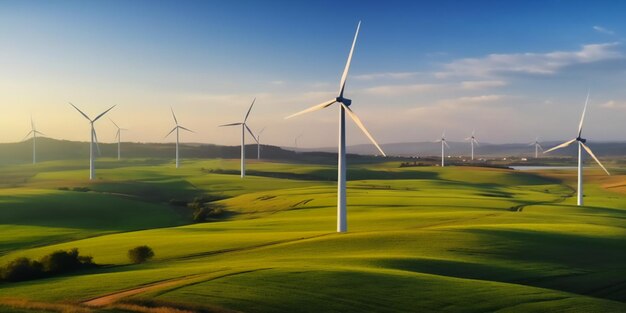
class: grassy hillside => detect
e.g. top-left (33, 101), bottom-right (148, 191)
top-left (0, 158), bottom-right (624, 312)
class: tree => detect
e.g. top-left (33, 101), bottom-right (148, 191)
top-left (128, 246), bottom-right (155, 264)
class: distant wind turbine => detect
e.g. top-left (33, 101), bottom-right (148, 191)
top-left (435, 131), bottom-right (450, 167)
top-left (219, 98), bottom-right (257, 178)
top-left (295, 133), bottom-right (303, 149)
top-left (109, 118), bottom-right (128, 160)
top-left (165, 107), bottom-right (194, 168)
top-left (23, 116), bottom-right (45, 164)
top-left (285, 21), bottom-right (386, 233)
top-left (544, 92), bottom-right (610, 206)
top-left (256, 127), bottom-right (266, 160)
top-left (530, 137), bottom-right (543, 158)
top-left (465, 130), bottom-right (479, 160)
top-left (69, 103), bottom-right (116, 180)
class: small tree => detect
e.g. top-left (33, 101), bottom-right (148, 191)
top-left (128, 246), bottom-right (154, 264)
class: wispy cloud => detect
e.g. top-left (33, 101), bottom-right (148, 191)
top-left (437, 94), bottom-right (508, 108)
top-left (593, 25), bottom-right (615, 35)
top-left (601, 100), bottom-right (626, 109)
top-left (460, 80), bottom-right (507, 90)
top-left (353, 72), bottom-right (420, 81)
top-left (362, 83), bottom-right (444, 96)
top-left (436, 42), bottom-right (624, 78)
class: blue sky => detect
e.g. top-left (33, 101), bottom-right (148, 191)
top-left (1, 0), bottom-right (625, 148)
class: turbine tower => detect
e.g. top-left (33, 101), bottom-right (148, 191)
top-left (544, 92), bottom-right (610, 206)
top-left (23, 116), bottom-right (45, 164)
top-left (435, 131), bottom-right (449, 167)
top-left (465, 130), bottom-right (479, 160)
top-left (285, 21), bottom-right (386, 233)
top-left (530, 137), bottom-right (543, 158)
top-left (165, 108), bottom-right (194, 168)
top-left (69, 103), bottom-right (116, 180)
top-left (219, 98), bottom-right (257, 178)
top-left (256, 127), bottom-right (266, 160)
top-left (109, 118), bottom-right (127, 160)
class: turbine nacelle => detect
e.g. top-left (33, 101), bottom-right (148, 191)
top-left (576, 137), bottom-right (586, 143)
top-left (336, 97), bottom-right (352, 106)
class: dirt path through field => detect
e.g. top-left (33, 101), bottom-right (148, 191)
top-left (83, 274), bottom-right (201, 307)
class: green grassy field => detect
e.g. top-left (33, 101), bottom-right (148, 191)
top-left (0, 157), bottom-right (624, 313)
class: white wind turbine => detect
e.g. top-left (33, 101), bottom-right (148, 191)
top-left (219, 98), bottom-right (257, 178)
top-left (544, 92), bottom-right (610, 206)
top-left (23, 116), bottom-right (45, 164)
top-left (465, 130), bottom-right (479, 160)
top-left (69, 103), bottom-right (116, 180)
top-left (109, 118), bottom-right (128, 160)
top-left (165, 107), bottom-right (194, 168)
top-left (256, 127), bottom-right (266, 160)
top-left (530, 137), bottom-right (543, 158)
top-left (285, 21), bottom-right (386, 233)
top-left (435, 131), bottom-right (450, 167)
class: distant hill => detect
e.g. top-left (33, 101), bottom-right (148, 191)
top-left (0, 137), bottom-right (388, 165)
top-left (293, 141), bottom-right (626, 158)
top-left (2, 137), bottom-right (625, 166)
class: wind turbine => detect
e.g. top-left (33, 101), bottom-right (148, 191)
top-left (530, 137), bottom-right (543, 158)
top-left (23, 116), bottom-right (45, 164)
top-left (165, 107), bottom-right (194, 168)
top-left (285, 21), bottom-right (386, 233)
top-left (69, 103), bottom-right (116, 180)
top-left (435, 131), bottom-right (450, 167)
top-left (465, 130), bottom-right (479, 160)
top-left (294, 133), bottom-right (303, 149)
top-left (256, 127), bottom-right (266, 160)
top-left (544, 92), bottom-right (610, 206)
top-left (219, 98), bottom-right (257, 178)
top-left (109, 118), bottom-right (128, 160)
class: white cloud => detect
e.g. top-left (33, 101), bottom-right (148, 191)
top-left (461, 80), bottom-right (507, 90)
top-left (593, 26), bottom-right (615, 35)
top-left (601, 100), bottom-right (626, 109)
top-left (270, 80), bottom-right (285, 85)
top-left (362, 83), bottom-right (444, 96)
top-left (436, 42), bottom-right (624, 78)
top-left (437, 94), bottom-right (508, 108)
top-left (353, 72), bottom-right (419, 81)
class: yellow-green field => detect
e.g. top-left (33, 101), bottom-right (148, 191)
top-left (0, 158), bottom-right (624, 313)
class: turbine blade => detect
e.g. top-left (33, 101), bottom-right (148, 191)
top-left (581, 142), bottom-right (610, 175)
top-left (259, 127), bottom-right (266, 135)
top-left (171, 107), bottom-right (178, 125)
top-left (22, 130), bottom-right (34, 141)
top-left (244, 97), bottom-right (256, 123)
top-left (30, 115), bottom-right (34, 130)
top-left (219, 122), bottom-right (243, 127)
top-left (109, 118), bottom-right (120, 129)
top-left (164, 126), bottom-right (177, 138)
top-left (69, 102), bottom-right (91, 121)
top-left (93, 105), bottom-right (116, 122)
top-left (544, 138), bottom-right (576, 153)
top-left (578, 90), bottom-right (590, 137)
top-left (473, 138), bottom-right (480, 146)
top-left (245, 124), bottom-right (258, 143)
top-left (341, 103), bottom-right (386, 156)
top-left (34, 131), bottom-right (45, 136)
top-left (464, 137), bottom-right (471, 141)
top-left (285, 99), bottom-right (336, 119)
top-left (537, 143), bottom-right (543, 151)
top-left (179, 126), bottom-right (195, 133)
top-left (444, 141), bottom-right (450, 148)
top-left (338, 21), bottom-right (361, 98)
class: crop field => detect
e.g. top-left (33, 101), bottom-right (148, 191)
top-left (0, 158), bottom-right (624, 313)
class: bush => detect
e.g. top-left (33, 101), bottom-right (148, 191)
top-left (128, 246), bottom-right (154, 264)
top-left (0, 248), bottom-right (94, 283)
top-left (0, 257), bottom-right (43, 282)
top-left (40, 248), bottom-right (94, 274)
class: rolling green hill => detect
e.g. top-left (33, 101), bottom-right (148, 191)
top-left (0, 158), bottom-right (624, 312)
